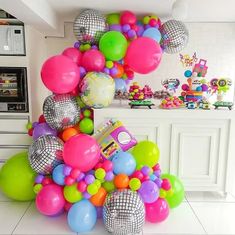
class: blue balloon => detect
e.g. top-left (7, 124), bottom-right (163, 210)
top-left (196, 86), bottom-right (202, 91)
top-left (68, 199), bottom-right (97, 233)
top-left (115, 79), bottom-right (127, 92)
top-left (112, 151), bottom-right (136, 176)
top-left (184, 70), bottom-right (192, 78)
top-left (52, 164), bottom-right (65, 185)
top-left (142, 27), bottom-right (161, 43)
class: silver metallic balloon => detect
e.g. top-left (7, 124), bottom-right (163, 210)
top-left (28, 135), bottom-right (64, 175)
top-left (160, 20), bottom-right (189, 54)
top-left (73, 9), bottom-right (107, 44)
top-left (43, 94), bottom-right (80, 131)
top-left (103, 190), bottom-right (145, 235)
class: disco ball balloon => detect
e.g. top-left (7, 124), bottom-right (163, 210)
top-left (43, 94), bottom-right (80, 131)
top-left (28, 135), bottom-right (64, 175)
top-left (103, 190), bottom-right (145, 235)
top-left (160, 20), bottom-right (189, 54)
top-left (73, 9), bottom-right (107, 44)
top-left (79, 72), bottom-right (115, 108)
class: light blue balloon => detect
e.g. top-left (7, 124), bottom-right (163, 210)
top-left (68, 199), bottom-right (97, 233)
top-left (112, 151), bottom-right (136, 176)
top-left (196, 86), bottom-right (202, 91)
top-left (115, 78), bottom-right (127, 92)
top-left (52, 164), bottom-right (65, 186)
top-left (143, 27), bottom-right (162, 43)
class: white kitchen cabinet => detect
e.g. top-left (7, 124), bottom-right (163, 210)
top-left (0, 114), bottom-right (31, 167)
top-left (93, 105), bottom-right (235, 193)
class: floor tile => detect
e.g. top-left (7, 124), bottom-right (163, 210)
top-left (186, 191), bottom-right (235, 203)
top-left (0, 201), bottom-right (30, 235)
top-left (143, 202), bottom-right (206, 234)
top-left (13, 203), bottom-right (75, 235)
top-left (190, 202), bottom-right (235, 234)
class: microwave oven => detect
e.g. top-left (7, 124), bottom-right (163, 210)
top-left (0, 67), bottom-right (28, 112)
top-left (0, 25), bottom-right (25, 55)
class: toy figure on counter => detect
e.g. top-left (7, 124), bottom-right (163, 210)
top-left (162, 78), bottom-right (180, 94)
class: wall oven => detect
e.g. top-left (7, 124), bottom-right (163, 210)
top-left (0, 67), bottom-right (28, 112)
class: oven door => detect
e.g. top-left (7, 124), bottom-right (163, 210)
top-left (0, 67), bottom-right (28, 107)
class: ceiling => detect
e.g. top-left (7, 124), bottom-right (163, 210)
top-left (0, 0), bottom-right (235, 36)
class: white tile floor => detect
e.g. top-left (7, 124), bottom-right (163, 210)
top-left (1, 191), bottom-right (235, 235)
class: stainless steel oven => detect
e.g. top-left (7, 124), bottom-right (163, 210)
top-left (0, 67), bottom-right (28, 112)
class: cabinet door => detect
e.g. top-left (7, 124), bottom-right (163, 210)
top-left (170, 120), bottom-right (229, 192)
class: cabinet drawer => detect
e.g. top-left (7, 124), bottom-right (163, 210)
top-left (0, 118), bottom-right (29, 133)
top-left (0, 133), bottom-right (32, 146)
top-left (0, 147), bottom-right (28, 161)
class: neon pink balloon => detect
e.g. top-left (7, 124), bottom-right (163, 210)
top-left (145, 198), bottom-right (169, 223)
top-left (41, 55), bottom-right (80, 94)
top-left (36, 184), bottom-right (65, 216)
top-left (125, 37), bottom-right (162, 74)
top-left (120, 11), bottom-right (137, 25)
top-left (63, 134), bottom-right (100, 172)
top-left (81, 49), bottom-right (105, 72)
top-left (62, 47), bottom-right (83, 65)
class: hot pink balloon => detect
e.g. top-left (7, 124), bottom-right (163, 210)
top-left (120, 11), bottom-right (137, 25)
top-left (62, 47), bottom-right (82, 65)
top-left (125, 37), bottom-right (162, 74)
top-left (36, 184), bottom-right (65, 216)
top-left (63, 134), bottom-right (100, 172)
top-left (41, 55), bottom-right (80, 94)
top-left (81, 49), bottom-right (105, 72)
top-left (145, 198), bottom-right (169, 223)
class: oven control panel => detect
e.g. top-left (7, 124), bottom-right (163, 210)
top-left (0, 103), bottom-right (28, 112)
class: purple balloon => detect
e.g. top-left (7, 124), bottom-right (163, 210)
top-left (32, 122), bottom-right (57, 140)
top-left (91, 45), bottom-right (98, 50)
top-left (138, 180), bottom-right (159, 203)
top-left (80, 66), bottom-right (86, 77)
top-left (105, 171), bottom-right (114, 181)
top-left (141, 166), bottom-right (151, 176)
top-left (35, 174), bottom-right (44, 184)
top-left (63, 165), bottom-right (72, 176)
top-left (103, 67), bottom-right (110, 75)
top-left (96, 206), bottom-right (103, 219)
top-left (74, 42), bottom-right (80, 48)
top-left (83, 191), bottom-right (91, 199)
top-left (85, 174), bottom-right (95, 184)
top-left (110, 67), bottom-right (118, 76)
top-left (154, 178), bottom-right (162, 188)
top-left (154, 170), bottom-right (161, 177)
top-left (76, 172), bottom-right (85, 182)
top-left (137, 25), bottom-right (144, 37)
top-left (144, 24), bottom-right (151, 30)
top-left (122, 24), bottom-right (131, 33)
top-left (109, 24), bottom-right (122, 32)
top-left (127, 29), bottom-right (136, 38)
top-left (32, 122), bottom-right (39, 128)
top-left (201, 84), bottom-right (208, 92)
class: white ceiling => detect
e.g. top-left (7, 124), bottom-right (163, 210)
top-left (1, 0), bottom-right (235, 36)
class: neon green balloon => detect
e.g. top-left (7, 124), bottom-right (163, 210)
top-left (0, 152), bottom-right (36, 201)
top-left (87, 183), bottom-right (98, 195)
top-left (79, 118), bottom-right (94, 134)
top-left (161, 173), bottom-right (184, 208)
top-left (132, 141), bottom-right (160, 168)
top-left (99, 31), bottom-right (128, 61)
top-left (106, 13), bottom-right (120, 25)
top-left (102, 181), bottom-right (115, 193)
top-left (64, 183), bottom-right (83, 203)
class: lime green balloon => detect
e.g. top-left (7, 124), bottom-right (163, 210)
top-left (87, 183), bottom-right (98, 195)
top-left (161, 173), bottom-right (184, 208)
top-left (95, 168), bottom-right (106, 180)
top-left (106, 13), bottom-right (120, 25)
top-left (76, 96), bottom-right (86, 108)
top-left (0, 152), bottom-right (36, 201)
top-left (83, 109), bottom-right (92, 118)
top-left (94, 179), bottom-right (101, 188)
top-left (64, 183), bottom-right (83, 203)
top-left (99, 31), bottom-right (128, 61)
top-left (102, 181), bottom-right (115, 193)
top-left (129, 178), bottom-right (141, 191)
top-left (132, 141), bottom-right (160, 168)
top-left (79, 118), bottom-right (94, 134)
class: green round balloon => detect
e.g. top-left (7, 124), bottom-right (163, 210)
top-left (79, 117), bottom-right (94, 134)
top-left (132, 141), bottom-right (160, 168)
top-left (102, 181), bottom-right (115, 193)
top-left (161, 173), bottom-right (185, 208)
top-left (106, 13), bottom-right (120, 25)
top-left (0, 152), bottom-right (37, 201)
top-left (99, 31), bottom-right (127, 61)
top-left (64, 183), bottom-right (83, 203)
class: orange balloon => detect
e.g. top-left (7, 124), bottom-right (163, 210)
top-left (90, 187), bottom-right (107, 206)
top-left (62, 127), bottom-right (78, 142)
top-left (114, 174), bottom-right (129, 189)
top-left (113, 64), bottom-right (124, 78)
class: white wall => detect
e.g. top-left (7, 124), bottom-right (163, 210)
top-left (44, 22), bottom-right (235, 103)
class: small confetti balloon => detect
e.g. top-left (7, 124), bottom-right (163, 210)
top-left (103, 189), bottom-right (145, 235)
top-left (43, 94), bottom-right (80, 131)
top-left (160, 20), bottom-right (189, 54)
top-left (28, 135), bottom-right (64, 175)
top-left (73, 9), bottom-right (107, 44)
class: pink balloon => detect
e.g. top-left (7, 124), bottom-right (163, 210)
top-left (41, 55), bottom-right (80, 94)
top-left (62, 47), bottom-right (82, 65)
top-left (36, 184), bottom-right (65, 216)
top-left (81, 49), bottom-right (105, 72)
top-left (125, 37), bottom-right (162, 74)
top-left (145, 198), bottom-right (169, 223)
top-left (63, 134), bottom-right (100, 172)
top-left (120, 11), bottom-right (137, 25)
